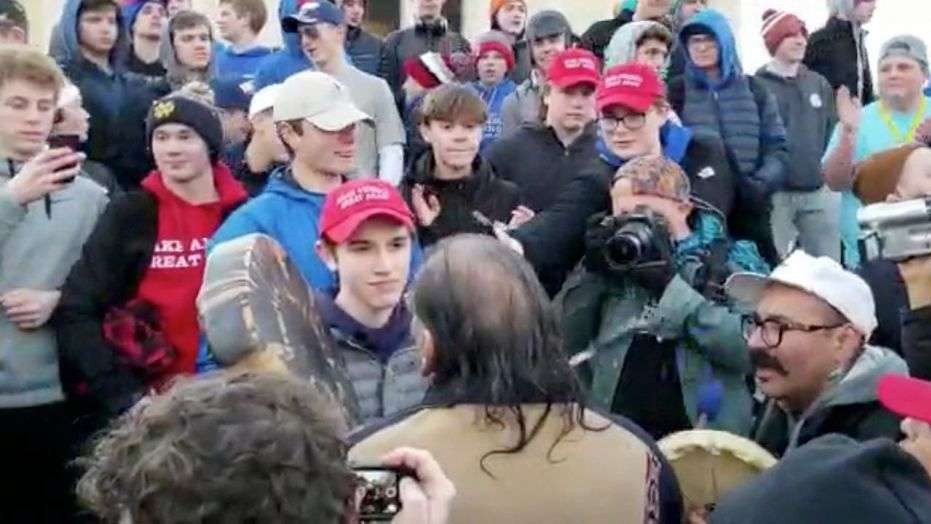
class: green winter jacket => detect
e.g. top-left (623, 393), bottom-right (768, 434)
top-left (562, 213), bottom-right (766, 436)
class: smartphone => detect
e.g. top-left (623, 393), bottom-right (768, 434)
top-left (352, 467), bottom-right (409, 521)
top-left (47, 134), bottom-right (81, 182)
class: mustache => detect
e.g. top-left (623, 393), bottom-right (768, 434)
top-left (749, 350), bottom-right (789, 376)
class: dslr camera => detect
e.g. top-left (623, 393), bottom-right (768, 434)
top-left (858, 197), bottom-right (931, 262)
top-left (590, 208), bottom-right (671, 274)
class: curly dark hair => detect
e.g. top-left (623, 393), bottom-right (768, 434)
top-left (77, 372), bottom-right (356, 524)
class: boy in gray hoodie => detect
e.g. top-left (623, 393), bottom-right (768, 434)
top-left (0, 46), bottom-right (109, 522)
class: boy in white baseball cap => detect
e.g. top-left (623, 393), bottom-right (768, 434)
top-left (210, 71), bottom-right (371, 291)
top-left (726, 250), bottom-right (907, 458)
top-left (235, 83), bottom-right (286, 195)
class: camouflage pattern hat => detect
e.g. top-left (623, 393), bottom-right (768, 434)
top-left (613, 155), bottom-right (691, 202)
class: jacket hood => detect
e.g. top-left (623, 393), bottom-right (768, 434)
top-left (680, 9), bottom-right (741, 88)
top-left (141, 161), bottom-right (247, 210)
top-left (596, 120), bottom-right (694, 168)
top-left (814, 345), bottom-right (908, 411)
top-left (159, 19), bottom-right (218, 88)
top-left (51, 0), bottom-right (130, 67)
top-left (315, 291), bottom-right (413, 363)
top-left (278, 0), bottom-right (305, 58)
top-left (262, 167), bottom-right (329, 204)
top-left (604, 20), bottom-right (662, 70)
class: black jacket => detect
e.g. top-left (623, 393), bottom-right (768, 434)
top-left (903, 305), bottom-right (931, 380)
top-left (379, 20), bottom-right (472, 95)
top-left (400, 152), bottom-right (520, 246)
top-left (803, 17), bottom-right (874, 104)
top-left (580, 10), bottom-right (633, 62)
top-left (346, 26), bottom-right (383, 77)
top-left (486, 123), bottom-right (598, 212)
top-left (55, 192), bottom-right (158, 417)
top-left (858, 259), bottom-right (907, 354)
top-left (512, 132), bottom-right (737, 296)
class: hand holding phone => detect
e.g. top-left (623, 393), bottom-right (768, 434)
top-left (352, 466), bottom-right (411, 521)
top-left (47, 135), bottom-right (82, 183)
top-left (5, 147), bottom-right (84, 207)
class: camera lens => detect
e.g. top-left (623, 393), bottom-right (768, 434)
top-left (604, 220), bottom-right (655, 269)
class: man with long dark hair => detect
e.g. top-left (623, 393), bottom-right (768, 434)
top-left (350, 235), bottom-right (683, 523)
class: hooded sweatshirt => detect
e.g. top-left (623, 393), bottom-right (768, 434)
top-left (157, 19), bottom-right (218, 93)
top-left (805, 0), bottom-right (874, 103)
top-left (0, 161), bottom-right (109, 408)
top-left (214, 44), bottom-right (274, 90)
top-left (134, 164), bottom-right (246, 379)
top-left (252, 0), bottom-right (314, 91)
top-left (676, 9), bottom-right (788, 207)
top-left (52, 0), bottom-right (148, 186)
top-left (121, 0), bottom-right (168, 81)
top-left (753, 345), bottom-right (908, 457)
top-left (603, 20), bottom-right (663, 70)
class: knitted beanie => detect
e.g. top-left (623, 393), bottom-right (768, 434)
top-left (474, 30), bottom-right (516, 71)
top-left (761, 9), bottom-right (808, 56)
top-left (490, 0), bottom-right (526, 19)
top-left (146, 95), bottom-right (223, 162)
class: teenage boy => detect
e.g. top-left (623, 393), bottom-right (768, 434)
top-left (604, 20), bottom-right (674, 72)
top-left (315, 179), bottom-right (428, 422)
top-left (215, 0), bottom-right (273, 90)
top-left (805, 0), bottom-right (877, 103)
top-left (283, 1), bottom-right (405, 183)
top-left (379, 0), bottom-right (472, 96)
top-left (0, 0), bottom-right (28, 45)
top-left (0, 46), bottom-right (109, 523)
top-left (158, 9), bottom-right (216, 92)
top-left (210, 71), bottom-right (372, 291)
top-left (122, 0), bottom-right (168, 81)
top-left (401, 83), bottom-right (521, 246)
top-left (471, 31), bottom-right (518, 153)
top-left (488, 48), bottom-right (600, 212)
top-left (237, 83), bottom-right (288, 196)
top-left (755, 10), bottom-right (840, 261)
top-left (500, 10), bottom-right (571, 137)
top-left (56, 95), bottom-right (248, 425)
top-left (211, 77), bottom-right (252, 171)
top-left (336, 0), bottom-right (383, 76)
top-left (490, 0), bottom-right (531, 83)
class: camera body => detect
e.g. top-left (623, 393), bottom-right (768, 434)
top-left (599, 210), bottom-right (668, 272)
top-left (858, 198), bottom-right (931, 262)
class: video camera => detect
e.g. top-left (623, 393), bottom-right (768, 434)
top-left (858, 197), bottom-right (931, 262)
top-left (586, 209), bottom-right (672, 276)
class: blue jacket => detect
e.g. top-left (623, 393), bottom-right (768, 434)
top-left (253, 0), bottom-right (313, 90)
top-left (209, 169), bottom-right (334, 290)
top-left (215, 44), bottom-right (275, 91)
top-left (677, 9), bottom-right (789, 206)
top-left (473, 79), bottom-right (518, 154)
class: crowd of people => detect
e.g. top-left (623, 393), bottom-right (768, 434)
top-left (3, 0), bottom-right (931, 521)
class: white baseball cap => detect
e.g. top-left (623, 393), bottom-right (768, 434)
top-left (725, 250), bottom-right (878, 338)
top-left (272, 71), bottom-right (370, 131)
top-left (248, 84), bottom-right (281, 119)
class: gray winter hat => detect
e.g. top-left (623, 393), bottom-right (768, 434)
top-left (879, 35), bottom-right (929, 73)
top-left (526, 10), bottom-right (571, 43)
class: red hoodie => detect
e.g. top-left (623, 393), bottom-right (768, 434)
top-left (135, 163), bottom-right (247, 380)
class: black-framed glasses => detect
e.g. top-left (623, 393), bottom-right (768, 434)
top-left (298, 24), bottom-right (323, 40)
top-left (600, 112), bottom-right (647, 132)
top-left (741, 314), bottom-right (847, 349)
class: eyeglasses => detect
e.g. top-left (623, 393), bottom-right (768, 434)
top-left (741, 314), bottom-right (847, 349)
top-left (687, 34), bottom-right (717, 48)
top-left (298, 24), bottom-right (323, 40)
top-left (599, 112), bottom-right (647, 132)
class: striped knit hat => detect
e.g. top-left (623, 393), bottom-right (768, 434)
top-left (761, 9), bottom-right (807, 56)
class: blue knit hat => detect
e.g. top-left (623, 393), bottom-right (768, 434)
top-left (121, 0), bottom-right (166, 34)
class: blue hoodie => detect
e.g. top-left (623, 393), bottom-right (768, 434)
top-left (473, 79), bottom-right (518, 154)
top-left (215, 44), bottom-right (274, 91)
top-left (51, 0), bottom-right (129, 67)
top-left (677, 9), bottom-right (788, 207)
top-left (209, 169), bottom-right (334, 290)
top-left (252, 0), bottom-right (313, 90)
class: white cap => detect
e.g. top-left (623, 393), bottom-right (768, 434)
top-left (725, 250), bottom-right (878, 338)
top-left (272, 71), bottom-right (370, 131)
top-left (57, 81), bottom-right (81, 109)
top-left (249, 84), bottom-right (281, 119)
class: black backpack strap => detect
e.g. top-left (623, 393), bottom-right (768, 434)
top-left (668, 76), bottom-right (686, 116)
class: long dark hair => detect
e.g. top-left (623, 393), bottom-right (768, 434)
top-left (410, 235), bottom-right (604, 476)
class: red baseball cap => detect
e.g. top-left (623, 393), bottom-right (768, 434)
top-left (320, 179), bottom-right (415, 244)
top-left (596, 62), bottom-right (664, 113)
top-left (546, 48), bottom-right (601, 89)
top-left (877, 374), bottom-right (931, 423)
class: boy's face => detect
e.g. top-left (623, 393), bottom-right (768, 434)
top-left (174, 25), bottom-right (212, 70)
top-left (420, 119), bottom-right (483, 171)
top-left (151, 123), bottom-right (213, 184)
top-left (0, 20), bottom-right (27, 45)
top-left (0, 79), bottom-right (57, 159)
top-left (414, 0), bottom-right (445, 21)
top-left (327, 218), bottom-right (412, 314)
top-left (495, 1), bottom-right (527, 36)
top-left (774, 33), bottom-right (807, 64)
top-left (250, 110), bottom-right (289, 162)
top-left (687, 33), bottom-right (719, 71)
top-left (219, 108), bottom-right (250, 146)
top-left (545, 83), bottom-right (596, 133)
top-left (531, 34), bottom-right (566, 72)
top-left (281, 120), bottom-right (357, 175)
top-left (339, 0), bottom-right (366, 28)
top-left (133, 2), bottom-right (166, 40)
top-left (299, 23), bottom-right (344, 70)
top-left (78, 6), bottom-right (119, 57)
top-left (678, 0), bottom-right (707, 22)
top-left (635, 38), bottom-right (669, 73)
top-left (216, 3), bottom-right (251, 42)
top-left (477, 51), bottom-right (508, 86)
